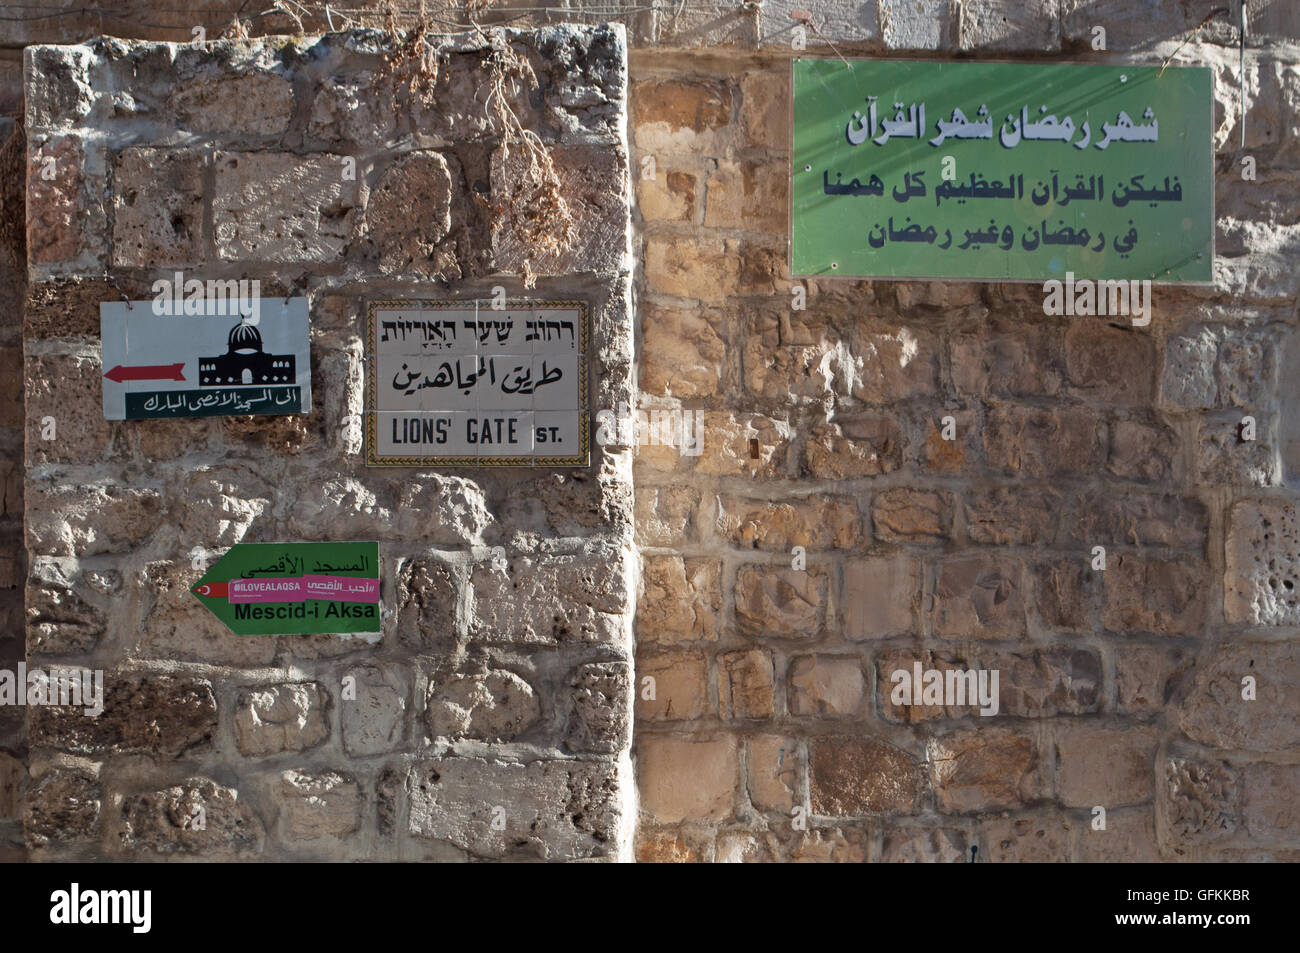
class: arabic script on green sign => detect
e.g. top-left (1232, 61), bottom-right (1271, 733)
top-left (191, 541), bottom-right (380, 636)
top-left (792, 59), bottom-right (1213, 282)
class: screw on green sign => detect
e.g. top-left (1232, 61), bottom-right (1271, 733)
top-left (792, 59), bottom-right (1213, 282)
top-left (191, 542), bottom-right (380, 636)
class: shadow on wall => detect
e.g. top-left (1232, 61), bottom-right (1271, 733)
top-left (0, 118), bottom-right (27, 861)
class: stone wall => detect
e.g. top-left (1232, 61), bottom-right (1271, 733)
top-left (627, 30), bottom-right (1300, 861)
top-left (21, 26), bottom-right (635, 861)
top-left (6, 1), bottom-right (1300, 863)
top-left (0, 114), bottom-right (27, 861)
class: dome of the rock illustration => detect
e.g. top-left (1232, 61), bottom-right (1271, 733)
top-left (228, 320), bottom-right (263, 353)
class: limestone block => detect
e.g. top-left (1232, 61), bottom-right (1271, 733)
top-left (277, 770), bottom-right (361, 841)
top-left (120, 777), bottom-right (264, 857)
top-left (213, 151), bottom-right (357, 262)
top-left (408, 757), bottom-right (621, 859)
top-left (234, 682), bottom-right (331, 757)
top-left (29, 673), bottom-right (216, 758)
top-left (928, 728), bottom-right (1039, 812)
top-left (810, 737), bottom-right (920, 816)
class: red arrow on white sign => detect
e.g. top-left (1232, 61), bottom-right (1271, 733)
top-left (103, 363), bottom-right (187, 383)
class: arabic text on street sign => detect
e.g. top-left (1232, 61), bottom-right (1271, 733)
top-left (792, 60), bottom-right (1213, 282)
top-left (365, 299), bottom-right (590, 467)
top-left (192, 541), bottom-right (379, 636)
top-left (100, 297), bottom-right (312, 420)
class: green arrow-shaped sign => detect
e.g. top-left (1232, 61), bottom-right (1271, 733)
top-left (191, 541), bottom-right (380, 636)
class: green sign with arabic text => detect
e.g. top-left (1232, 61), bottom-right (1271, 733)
top-left (191, 542), bottom-right (379, 636)
top-left (792, 59), bottom-right (1213, 282)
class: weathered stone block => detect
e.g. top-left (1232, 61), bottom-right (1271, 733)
top-left (213, 151), bottom-right (357, 262)
top-left (565, 661), bottom-right (630, 754)
top-left (363, 151), bottom-right (453, 276)
top-left (637, 556), bottom-right (719, 644)
top-left (410, 757), bottom-right (621, 859)
top-left (849, 323), bottom-right (941, 403)
top-left (746, 734), bottom-right (797, 813)
top-left (120, 777), bottom-right (264, 857)
top-left (137, 560), bottom-right (276, 667)
top-left (842, 556), bottom-right (918, 639)
top-left (0, 752), bottom-right (21, 818)
top-left (389, 556), bottom-right (455, 651)
top-left (636, 653), bottom-right (708, 722)
top-left (1177, 642), bottom-right (1300, 751)
top-left (919, 406), bottom-right (979, 474)
top-left (959, 0), bottom-right (1060, 50)
top-left (340, 663), bottom-right (408, 756)
top-left (1068, 492), bottom-right (1208, 550)
top-left (1078, 809), bottom-right (1160, 862)
top-left (25, 351), bottom-right (113, 465)
top-left (1162, 325), bottom-right (1276, 410)
top-left (805, 414), bottom-right (904, 478)
top-left (716, 496), bottom-right (863, 551)
top-left (1064, 320), bottom-right (1155, 406)
top-left (735, 564), bottom-right (827, 639)
top-left (633, 79), bottom-right (732, 154)
top-left (1196, 413), bottom-right (1280, 486)
top-left (737, 68), bottom-right (789, 150)
top-left (1114, 642), bottom-right (1190, 714)
top-left (640, 305), bottom-right (724, 398)
top-left (1033, 557), bottom-right (1093, 632)
top-left (111, 147), bottom-right (205, 266)
top-left (468, 547), bottom-right (631, 646)
top-left (783, 828), bottom-right (873, 863)
top-left (634, 484), bottom-right (700, 547)
top-left (984, 405), bottom-right (1103, 477)
top-left (24, 770), bottom-right (99, 846)
top-left (27, 135), bottom-right (88, 265)
top-left (636, 830), bottom-right (698, 863)
top-left (1102, 554), bottom-right (1207, 635)
top-left (743, 309), bottom-right (850, 403)
top-left (717, 648), bottom-right (774, 719)
top-left (277, 770), bottom-right (361, 842)
top-left (234, 682), bottom-right (330, 757)
top-left (930, 555), bottom-right (1027, 639)
top-left (491, 144), bottom-right (628, 278)
top-left (644, 235), bottom-right (739, 300)
top-left (637, 736), bottom-right (736, 824)
top-left (965, 486), bottom-right (1058, 545)
top-left (882, 826), bottom-right (968, 862)
top-left (26, 482), bottom-right (163, 557)
top-left (872, 488), bottom-right (952, 542)
top-left (171, 467), bottom-right (270, 547)
top-left (1161, 758), bottom-right (1239, 845)
top-left (788, 655), bottom-right (865, 718)
top-left (929, 728), bottom-right (1039, 812)
top-left (170, 63), bottom-right (294, 137)
top-left (426, 667), bottom-right (540, 742)
top-left (810, 737), bottom-right (920, 816)
top-left (636, 167), bottom-right (696, 223)
top-left (1225, 499), bottom-right (1300, 624)
top-left (1108, 416), bottom-right (1177, 483)
top-left (25, 558), bottom-right (105, 655)
top-left (951, 321), bottom-right (1064, 398)
top-left (1241, 763), bottom-right (1300, 841)
top-left (983, 814), bottom-right (1072, 862)
top-left (878, 646), bottom-right (1100, 722)
top-left (308, 71), bottom-right (395, 144)
top-left (691, 411), bottom-right (791, 477)
top-left (1054, 725), bottom-right (1157, 808)
top-left (879, 0), bottom-right (949, 49)
top-left (30, 673), bottom-right (216, 758)
top-left (24, 45), bottom-right (94, 128)
top-left (704, 158), bottom-right (786, 232)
